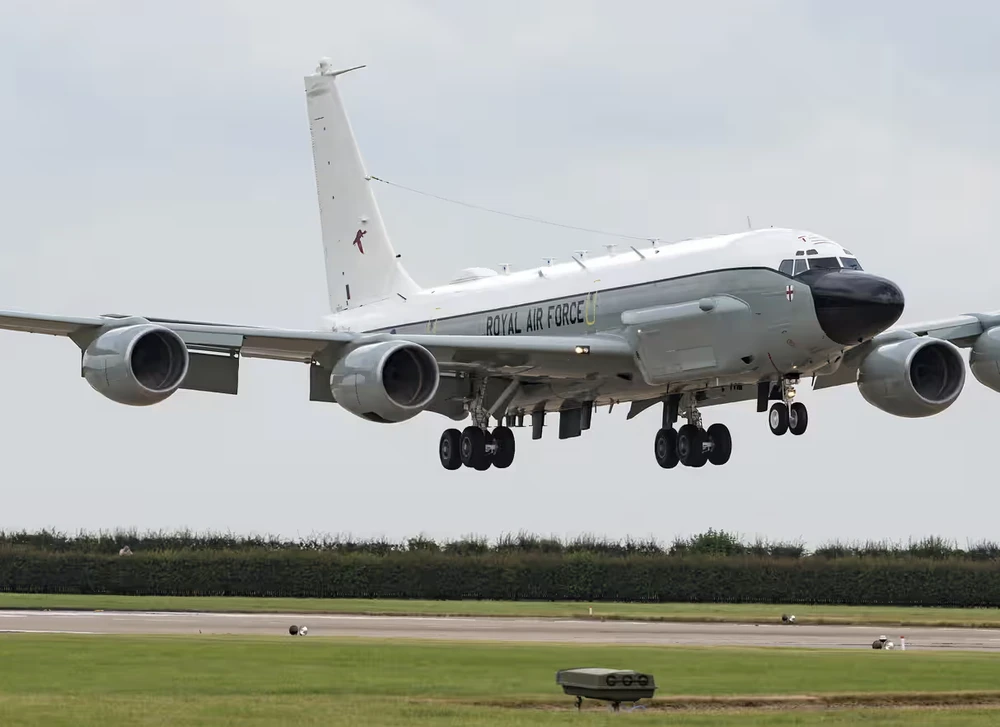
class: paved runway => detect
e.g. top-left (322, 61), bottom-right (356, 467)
top-left (2, 610), bottom-right (999, 650)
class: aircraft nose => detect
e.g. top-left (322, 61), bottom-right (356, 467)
top-left (805, 270), bottom-right (905, 345)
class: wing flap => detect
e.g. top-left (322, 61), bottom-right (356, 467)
top-left (182, 352), bottom-right (240, 395)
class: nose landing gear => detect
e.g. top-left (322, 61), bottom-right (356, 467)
top-left (767, 380), bottom-right (809, 437)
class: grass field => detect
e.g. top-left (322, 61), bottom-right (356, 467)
top-left (4, 592), bottom-right (1000, 628)
top-left (2, 634), bottom-right (1000, 725)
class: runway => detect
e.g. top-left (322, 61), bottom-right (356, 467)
top-left (2, 610), bottom-right (999, 650)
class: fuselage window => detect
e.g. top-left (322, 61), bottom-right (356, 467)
top-left (792, 258), bottom-right (807, 276)
top-left (779, 259), bottom-right (794, 276)
top-left (840, 257), bottom-right (863, 270)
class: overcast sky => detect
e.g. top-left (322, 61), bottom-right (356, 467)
top-left (1, 1), bottom-right (998, 549)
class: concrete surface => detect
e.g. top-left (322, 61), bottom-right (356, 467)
top-left (1, 610), bottom-right (998, 650)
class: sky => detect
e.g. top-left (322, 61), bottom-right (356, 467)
top-left (0, 1), bottom-right (998, 549)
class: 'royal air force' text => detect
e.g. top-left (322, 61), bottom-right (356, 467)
top-left (485, 299), bottom-right (590, 335)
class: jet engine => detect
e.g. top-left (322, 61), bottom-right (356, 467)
top-left (330, 341), bottom-right (440, 422)
top-left (857, 335), bottom-right (966, 418)
top-left (970, 326), bottom-right (1000, 393)
top-left (82, 323), bottom-right (190, 405)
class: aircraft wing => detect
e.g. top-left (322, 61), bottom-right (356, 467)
top-left (0, 309), bottom-right (634, 392)
top-left (813, 310), bottom-right (1000, 390)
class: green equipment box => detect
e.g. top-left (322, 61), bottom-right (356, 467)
top-left (556, 668), bottom-right (657, 709)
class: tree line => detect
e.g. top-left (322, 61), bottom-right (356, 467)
top-left (1, 527), bottom-right (998, 560)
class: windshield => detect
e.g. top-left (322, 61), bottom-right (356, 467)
top-left (778, 255), bottom-right (865, 276)
top-left (808, 257), bottom-right (841, 270)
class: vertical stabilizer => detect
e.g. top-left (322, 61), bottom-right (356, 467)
top-left (305, 59), bottom-right (419, 311)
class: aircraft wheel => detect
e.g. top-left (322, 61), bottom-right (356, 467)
top-left (707, 423), bottom-right (732, 466)
top-left (677, 424), bottom-right (707, 467)
top-left (439, 428), bottom-right (462, 470)
top-left (654, 428), bottom-right (679, 469)
top-left (492, 426), bottom-right (515, 469)
top-left (788, 402), bottom-right (808, 436)
top-left (474, 431), bottom-right (494, 470)
top-left (460, 426), bottom-right (487, 468)
top-left (769, 403), bottom-right (789, 436)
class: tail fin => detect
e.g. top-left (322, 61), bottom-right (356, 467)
top-left (304, 59), bottom-right (419, 311)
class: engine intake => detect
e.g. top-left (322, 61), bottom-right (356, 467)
top-left (858, 335), bottom-right (965, 418)
top-left (331, 341), bottom-right (440, 422)
top-left (82, 324), bottom-right (190, 405)
top-left (970, 326), bottom-right (1000, 393)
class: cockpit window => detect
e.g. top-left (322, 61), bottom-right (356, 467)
top-left (808, 257), bottom-right (841, 270)
top-left (782, 255), bottom-right (865, 276)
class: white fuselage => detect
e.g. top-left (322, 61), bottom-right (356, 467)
top-left (321, 227), bottom-right (852, 335)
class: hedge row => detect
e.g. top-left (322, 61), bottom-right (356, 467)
top-left (3, 528), bottom-right (998, 561)
top-left (3, 549), bottom-right (1000, 607)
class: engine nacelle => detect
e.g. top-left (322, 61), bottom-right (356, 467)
top-left (858, 335), bottom-right (966, 418)
top-left (970, 326), bottom-right (1000, 393)
top-left (331, 341), bottom-right (440, 423)
top-left (82, 323), bottom-right (190, 406)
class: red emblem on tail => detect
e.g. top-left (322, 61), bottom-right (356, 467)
top-left (352, 229), bottom-right (367, 254)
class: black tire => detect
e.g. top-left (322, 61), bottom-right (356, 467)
top-left (707, 423), bottom-right (732, 466)
top-left (460, 426), bottom-right (486, 468)
top-left (769, 402), bottom-right (789, 436)
top-left (677, 424), bottom-right (707, 467)
top-left (474, 431), bottom-right (494, 471)
top-left (654, 428), bottom-right (679, 469)
top-left (492, 426), bottom-right (516, 468)
top-left (439, 428), bottom-right (462, 470)
top-left (789, 402), bottom-right (808, 436)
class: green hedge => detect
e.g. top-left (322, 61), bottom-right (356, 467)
top-left (2, 549), bottom-right (1000, 607)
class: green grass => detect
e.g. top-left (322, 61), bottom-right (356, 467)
top-left (2, 635), bottom-right (1000, 725)
top-left (2, 697), bottom-right (1000, 727)
top-left (4, 592), bottom-right (1000, 628)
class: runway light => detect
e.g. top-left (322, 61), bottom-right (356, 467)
top-left (575, 345), bottom-right (590, 355)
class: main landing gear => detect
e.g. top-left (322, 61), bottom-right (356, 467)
top-left (439, 424), bottom-right (516, 471)
top-left (439, 378), bottom-right (518, 471)
top-left (653, 398), bottom-right (732, 469)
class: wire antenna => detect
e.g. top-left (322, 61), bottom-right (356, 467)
top-left (368, 175), bottom-right (657, 242)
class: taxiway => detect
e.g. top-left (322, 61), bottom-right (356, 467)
top-left (1, 610), bottom-right (997, 650)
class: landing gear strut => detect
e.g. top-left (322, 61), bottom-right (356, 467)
top-left (653, 397), bottom-right (732, 469)
top-left (768, 379), bottom-right (808, 437)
